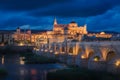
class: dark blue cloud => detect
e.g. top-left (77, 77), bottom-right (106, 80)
top-left (0, 0), bottom-right (120, 32)
top-left (86, 6), bottom-right (120, 32)
top-left (30, 0), bottom-right (120, 17)
top-left (0, 0), bottom-right (69, 11)
top-left (0, 16), bottom-right (53, 29)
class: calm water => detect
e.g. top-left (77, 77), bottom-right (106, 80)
top-left (0, 54), bottom-right (66, 80)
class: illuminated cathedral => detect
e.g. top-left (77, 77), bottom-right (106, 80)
top-left (53, 18), bottom-right (88, 35)
top-left (12, 18), bottom-right (112, 46)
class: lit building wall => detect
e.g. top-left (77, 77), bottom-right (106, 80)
top-left (0, 32), bottom-right (14, 45)
top-left (88, 32), bottom-right (112, 38)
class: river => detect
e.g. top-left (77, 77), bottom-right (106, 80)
top-left (0, 54), bottom-right (66, 80)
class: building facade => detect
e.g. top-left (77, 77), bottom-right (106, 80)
top-left (35, 18), bottom-right (88, 47)
top-left (0, 32), bottom-right (14, 45)
top-left (13, 27), bottom-right (31, 45)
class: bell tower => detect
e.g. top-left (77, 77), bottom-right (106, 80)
top-left (17, 27), bottom-right (20, 34)
top-left (54, 18), bottom-right (57, 25)
top-left (16, 27), bottom-right (20, 41)
top-left (84, 24), bottom-right (88, 34)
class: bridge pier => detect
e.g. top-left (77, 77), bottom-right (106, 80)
top-left (88, 61), bottom-right (107, 71)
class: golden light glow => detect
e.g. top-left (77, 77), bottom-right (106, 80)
top-left (94, 58), bottom-right (98, 61)
top-left (20, 57), bottom-right (25, 65)
top-left (81, 55), bottom-right (86, 59)
top-left (115, 60), bottom-right (120, 67)
top-left (100, 32), bottom-right (105, 35)
top-left (93, 56), bottom-right (99, 62)
top-left (55, 52), bottom-right (58, 54)
top-left (2, 56), bottom-right (4, 64)
top-left (19, 42), bottom-right (24, 46)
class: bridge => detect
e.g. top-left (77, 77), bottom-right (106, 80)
top-left (35, 41), bottom-right (120, 73)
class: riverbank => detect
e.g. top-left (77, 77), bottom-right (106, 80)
top-left (0, 45), bottom-right (61, 64)
top-left (20, 52), bottom-right (60, 64)
top-left (1, 46), bottom-right (119, 80)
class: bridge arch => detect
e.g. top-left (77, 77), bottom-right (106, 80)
top-left (88, 50), bottom-right (94, 58)
top-left (106, 51), bottom-right (116, 61)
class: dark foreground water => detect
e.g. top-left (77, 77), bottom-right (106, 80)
top-left (0, 54), bottom-right (66, 80)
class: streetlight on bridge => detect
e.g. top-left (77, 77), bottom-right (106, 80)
top-left (115, 60), bottom-right (120, 67)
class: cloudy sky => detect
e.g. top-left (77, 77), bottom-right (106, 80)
top-left (0, 0), bottom-right (120, 32)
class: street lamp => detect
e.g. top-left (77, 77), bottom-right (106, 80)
top-left (115, 60), bottom-right (120, 67)
top-left (81, 55), bottom-right (86, 59)
top-left (19, 42), bottom-right (24, 46)
top-left (93, 56), bottom-right (100, 62)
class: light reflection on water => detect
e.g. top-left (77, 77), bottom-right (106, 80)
top-left (20, 67), bottom-right (27, 76)
top-left (0, 54), bottom-right (66, 80)
top-left (20, 57), bottom-right (25, 65)
top-left (31, 69), bottom-right (37, 75)
top-left (2, 55), bottom-right (4, 64)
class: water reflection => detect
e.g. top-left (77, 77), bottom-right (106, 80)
top-left (19, 69), bottom-right (48, 80)
top-left (31, 69), bottom-right (37, 75)
top-left (20, 57), bottom-right (25, 65)
top-left (2, 55), bottom-right (4, 64)
top-left (20, 67), bottom-right (27, 76)
top-left (0, 54), bottom-right (66, 80)
top-left (20, 69), bottom-right (25, 75)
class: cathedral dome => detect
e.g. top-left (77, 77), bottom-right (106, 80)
top-left (69, 21), bottom-right (78, 27)
top-left (70, 21), bottom-right (76, 23)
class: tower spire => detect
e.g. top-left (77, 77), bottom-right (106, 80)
top-left (54, 17), bottom-right (57, 25)
top-left (84, 24), bottom-right (88, 34)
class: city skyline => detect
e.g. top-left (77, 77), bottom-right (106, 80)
top-left (0, 0), bottom-right (120, 32)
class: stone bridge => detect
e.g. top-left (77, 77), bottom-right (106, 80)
top-left (36, 41), bottom-right (120, 73)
